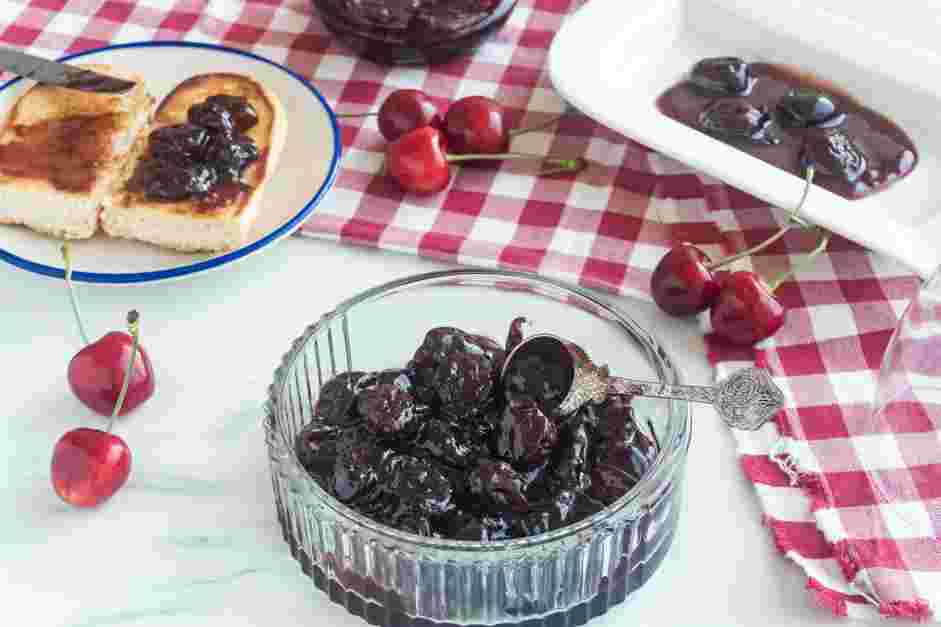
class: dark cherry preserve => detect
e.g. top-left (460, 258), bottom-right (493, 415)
top-left (294, 322), bottom-right (659, 542)
top-left (311, 0), bottom-right (517, 65)
top-left (126, 94), bottom-right (260, 209)
top-left (657, 58), bottom-right (918, 200)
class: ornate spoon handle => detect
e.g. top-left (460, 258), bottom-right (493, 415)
top-left (608, 377), bottom-right (717, 404)
top-left (607, 367), bottom-right (784, 431)
top-left (502, 333), bottom-right (785, 431)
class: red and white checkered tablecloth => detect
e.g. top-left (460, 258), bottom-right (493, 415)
top-left (3, 0), bottom-right (939, 620)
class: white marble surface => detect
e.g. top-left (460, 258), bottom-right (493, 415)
top-left (2, 237), bottom-right (857, 627)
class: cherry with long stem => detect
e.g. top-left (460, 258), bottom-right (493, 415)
top-left (706, 165), bottom-right (816, 272)
top-left (61, 242), bottom-right (90, 346)
top-left (446, 152), bottom-right (586, 175)
top-left (710, 226), bottom-right (832, 345)
top-left (507, 112), bottom-right (568, 138)
top-left (50, 311), bottom-right (141, 508)
top-left (338, 109), bottom-right (568, 137)
top-left (766, 226), bottom-right (832, 293)
top-left (107, 310), bottom-right (141, 431)
top-left (62, 243), bottom-right (155, 416)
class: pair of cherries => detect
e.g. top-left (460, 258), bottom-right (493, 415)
top-left (650, 168), bottom-right (830, 345)
top-left (341, 89), bottom-right (582, 194)
top-left (50, 244), bottom-right (155, 508)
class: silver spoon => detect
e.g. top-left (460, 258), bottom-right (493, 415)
top-left (501, 334), bottom-right (785, 431)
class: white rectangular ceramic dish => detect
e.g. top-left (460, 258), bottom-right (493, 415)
top-left (548, 0), bottom-right (941, 278)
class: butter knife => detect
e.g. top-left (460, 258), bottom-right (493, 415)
top-left (0, 47), bottom-right (136, 94)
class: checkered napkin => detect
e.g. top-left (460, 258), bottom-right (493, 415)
top-left (3, 0), bottom-right (939, 619)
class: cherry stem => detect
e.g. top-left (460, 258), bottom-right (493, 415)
top-left (60, 242), bottom-right (90, 346)
top-left (335, 112), bottom-right (378, 118)
top-left (446, 152), bottom-right (586, 175)
top-left (766, 227), bottom-right (831, 293)
top-left (508, 113), bottom-right (568, 138)
top-left (705, 166), bottom-right (816, 271)
top-left (107, 310), bottom-right (140, 432)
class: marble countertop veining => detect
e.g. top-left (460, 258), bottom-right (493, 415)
top-left (2, 238), bottom-right (848, 627)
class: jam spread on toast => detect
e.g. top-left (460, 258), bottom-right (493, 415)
top-left (0, 113), bottom-right (121, 193)
top-left (657, 58), bottom-right (917, 199)
top-left (127, 94), bottom-right (260, 207)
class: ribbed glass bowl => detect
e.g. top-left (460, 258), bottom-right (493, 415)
top-left (265, 270), bottom-right (692, 627)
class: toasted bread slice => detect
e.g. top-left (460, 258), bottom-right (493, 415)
top-left (0, 64), bottom-right (152, 239)
top-left (101, 73), bottom-right (287, 252)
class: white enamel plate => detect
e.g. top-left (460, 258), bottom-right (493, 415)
top-left (549, 0), bottom-right (941, 278)
top-left (0, 41), bottom-right (341, 284)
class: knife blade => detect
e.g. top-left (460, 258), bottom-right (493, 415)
top-left (0, 47), bottom-right (136, 94)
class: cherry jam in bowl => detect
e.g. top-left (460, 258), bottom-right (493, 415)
top-left (310, 0), bottom-right (518, 65)
top-left (265, 270), bottom-right (691, 626)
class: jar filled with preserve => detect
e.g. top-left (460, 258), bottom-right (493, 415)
top-left (310, 0), bottom-right (518, 65)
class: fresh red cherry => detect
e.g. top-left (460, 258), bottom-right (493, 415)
top-left (443, 96), bottom-right (509, 155)
top-left (61, 244), bottom-right (154, 416)
top-left (52, 309), bottom-right (143, 508)
top-left (51, 427), bottom-right (131, 508)
top-left (710, 271), bottom-right (784, 345)
top-left (377, 89), bottom-right (442, 142)
top-left (650, 244), bottom-right (721, 316)
top-left (68, 331), bottom-right (154, 417)
top-left (387, 126), bottom-right (452, 194)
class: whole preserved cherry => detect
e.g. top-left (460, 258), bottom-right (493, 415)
top-left (594, 394), bottom-right (638, 445)
top-left (802, 130), bottom-right (867, 183)
top-left (205, 94), bottom-right (259, 133)
top-left (416, 419), bottom-right (477, 467)
top-left (187, 100), bottom-right (235, 134)
top-left (777, 88), bottom-right (844, 128)
top-left (360, 383), bottom-right (419, 436)
top-left (689, 57), bottom-right (754, 95)
top-left (433, 351), bottom-right (494, 420)
top-left (295, 422), bottom-right (341, 483)
top-left (551, 419), bottom-right (592, 492)
top-left (494, 400), bottom-right (558, 466)
top-left (468, 459), bottom-right (528, 512)
top-left (333, 429), bottom-right (390, 502)
top-left (141, 162), bottom-right (217, 201)
top-left (315, 371), bottom-right (365, 426)
top-left (382, 454), bottom-right (453, 514)
top-left (148, 123), bottom-right (209, 162)
top-left (699, 99), bottom-right (777, 144)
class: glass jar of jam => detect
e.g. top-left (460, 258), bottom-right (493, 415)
top-left (310, 0), bottom-right (518, 65)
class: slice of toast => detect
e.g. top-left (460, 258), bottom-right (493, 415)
top-left (0, 64), bottom-right (152, 239)
top-left (101, 73), bottom-right (287, 252)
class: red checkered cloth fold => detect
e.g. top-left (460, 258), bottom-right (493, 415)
top-left (2, 0), bottom-right (938, 619)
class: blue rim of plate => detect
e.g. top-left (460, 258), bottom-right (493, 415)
top-left (0, 40), bottom-right (342, 284)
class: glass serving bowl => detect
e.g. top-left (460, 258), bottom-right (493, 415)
top-left (265, 270), bottom-right (691, 627)
top-left (310, 0), bottom-right (518, 65)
